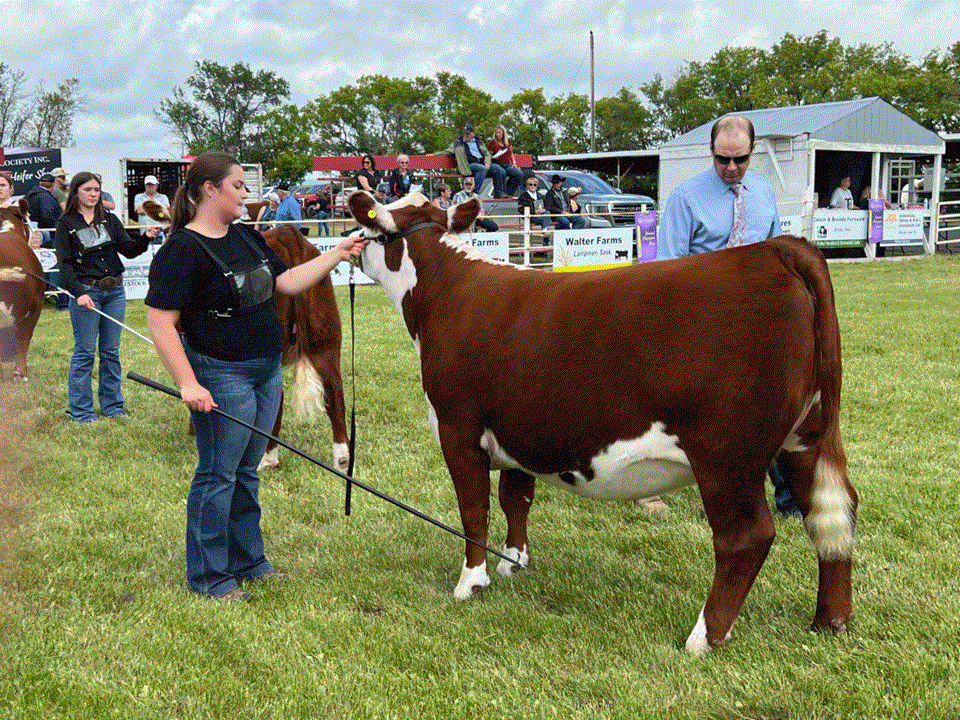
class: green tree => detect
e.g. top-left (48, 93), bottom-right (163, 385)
top-left (254, 101), bottom-right (325, 183)
top-left (594, 87), bottom-right (662, 150)
top-left (27, 78), bottom-right (82, 147)
top-left (156, 60), bottom-right (289, 158)
top-left (0, 63), bottom-right (30, 146)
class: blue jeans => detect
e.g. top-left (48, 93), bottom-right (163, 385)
top-left (67, 284), bottom-right (126, 422)
top-left (317, 209), bottom-right (330, 236)
top-left (183, 340), bottom-right (283, 597)
top-left (497, 164), bottom-right (525, 196)
top-left (554, 215), bottom-right (587, 230)
top-left (470, 162), bottom-right (508, 197)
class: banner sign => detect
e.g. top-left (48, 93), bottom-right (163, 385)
top-left (635, 211), bottom-right (657, 262)
top-left (552, 227), bottom-right (634, 271)
top-left (780, 209), bottom-right (927, 248)
top-left (881, 210), bottom-right (925, 245)
top-left (0, 147), bottom-right (63, 196)
top-left (465, 231), bottom-right (510, 262)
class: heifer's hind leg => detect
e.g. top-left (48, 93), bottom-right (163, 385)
top-left (258, 394), bottom-right (283, 471)
top-left (313, 350), bottom-right (349, 474)
top-left (778, 448), bottom-right (857, 633)
top-left (496, 468), bottom-right (535, 577)
top-left (13, 308), bottom-right (41, 381)
top-left (686, 464), bottom-right (775, 655)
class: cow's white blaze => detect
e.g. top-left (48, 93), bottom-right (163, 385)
top-left (454, 557), bottom-right (491, 600)
top-left (480, 421), bottom-right (694, 501)
top-left (359, 235), bottom-right (418, 319)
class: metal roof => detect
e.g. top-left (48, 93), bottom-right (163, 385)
top-left (661, 97), bottom-right (944, 150)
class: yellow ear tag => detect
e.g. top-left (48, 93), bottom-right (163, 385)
top-left (367, 210), bottom-right (377, 219)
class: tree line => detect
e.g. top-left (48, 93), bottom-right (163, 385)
top-left (0, 64), bottom-right (82, 148)
top-left (156, 31), bottom-right (960, 184)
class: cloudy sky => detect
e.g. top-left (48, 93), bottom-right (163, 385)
top-left (3, 0), bottom-right (958, 157)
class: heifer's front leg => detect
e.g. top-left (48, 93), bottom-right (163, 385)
top-left (496, 468), bottom-right (535, 577)
top-left (686, 472), bottom-right (774, 655)
top-left (438, 426), bottom-right (493, 600)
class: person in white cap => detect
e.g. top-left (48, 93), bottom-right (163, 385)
top-left (134, 174), bottom-right (171, 242)
top-left (50, 167), bottom-right (68, 205)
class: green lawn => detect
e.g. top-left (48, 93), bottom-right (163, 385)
top-left (2, 255), bottom-right (959, 719)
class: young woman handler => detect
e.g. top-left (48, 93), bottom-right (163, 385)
top-left (145, 152), bottom-right (366, 601)
top-left (55, 172), bottom-right (159, 422)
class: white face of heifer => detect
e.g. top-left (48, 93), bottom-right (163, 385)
top-left (347, 191), bottom-right (857, 656)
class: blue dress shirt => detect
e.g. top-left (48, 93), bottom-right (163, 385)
top-left (275, 194), bottom-right (302, 230)
top-left (657, 168), bottom-right (782, 260)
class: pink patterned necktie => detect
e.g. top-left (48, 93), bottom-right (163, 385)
top-left (728, 182), bottom-right (745, 247)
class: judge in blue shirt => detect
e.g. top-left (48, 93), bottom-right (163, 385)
top-left (651, 115), bottom-right (798, 517)
top-left (657, 115), bottom-right (781, 260)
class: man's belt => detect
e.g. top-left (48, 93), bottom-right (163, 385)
top-left (91, 275), bottom-right (122, 290)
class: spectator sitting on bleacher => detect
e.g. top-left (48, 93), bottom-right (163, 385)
top-left (389, 154), bottom-right (416, 199)
top-left (544, 175), bottom-right (586, 230)
top-left (453, 177), bottom-right (498, 232)
top-left (487, 124), bottom-right (525, 198)
top-left (518, 177), bottom-right (552, 242)
top-left (447, 123), bottom-right (509, 199)
top-left (374, 183), bottom-right (390, 204)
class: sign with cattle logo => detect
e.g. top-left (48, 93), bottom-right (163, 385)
top-left (551, 227), bottom-right (635, 272)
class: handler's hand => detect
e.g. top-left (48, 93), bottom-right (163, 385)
top-left (336, 235), bottom-right (369, 261)
top-left (180, 382), bottom-right (217, 413)
top-left (145, 226), bottom-right (161, 239)
top-left (77, 294), bottom-right (94, 310)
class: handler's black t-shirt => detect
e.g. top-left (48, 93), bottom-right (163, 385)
top-left (145, 224), bottom-right (288, 361)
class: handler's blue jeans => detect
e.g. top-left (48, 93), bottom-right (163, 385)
top-left (67, 284), bottom-right (126, 422)
top-left (184, 340), bottom-right (283, 597)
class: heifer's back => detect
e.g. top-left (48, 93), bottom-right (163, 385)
top-left (0, 202), bottom-right (45, 381)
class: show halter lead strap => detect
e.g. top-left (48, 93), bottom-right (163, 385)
top-left (728, 182), bottom-right (745, 247)
top-left (345, 262), bottom-right (357, 516)
top-left (127, 370), bottom-right (520, 566)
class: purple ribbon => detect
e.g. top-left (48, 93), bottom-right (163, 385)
top-left (636, 211), bottom-right (657, 262)
top-left (868, 199), bottom-right (884, 243)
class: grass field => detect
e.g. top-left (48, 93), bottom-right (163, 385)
top-left (1, 255), bottom-right (959, 719)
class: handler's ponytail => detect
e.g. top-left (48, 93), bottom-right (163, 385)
top-left (169, 151), bottom-right (241, 234)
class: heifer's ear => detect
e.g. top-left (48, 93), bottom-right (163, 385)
top-left (348, 190), bottom-right (397, 234)
top-left (18, 198), bottom-right (29, 220)
top-left (449, 197), bottom-right (480, 234)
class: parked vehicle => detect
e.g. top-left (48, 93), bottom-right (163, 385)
top-left (532, 170), bottom-right (655, 227)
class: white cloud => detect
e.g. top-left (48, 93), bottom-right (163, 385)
top-left (2, 0), bottom-right (957, 153)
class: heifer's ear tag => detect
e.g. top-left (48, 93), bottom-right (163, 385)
top-left (367, 210), bottom-right (377, 219)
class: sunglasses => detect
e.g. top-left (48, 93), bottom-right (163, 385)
top-left (714, 153), bottom-right (750, 165)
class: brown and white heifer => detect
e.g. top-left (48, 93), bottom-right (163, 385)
top-left (260, 224), bottom-right (349, 472)
top-left (0, 201), bottom-right (45, 381)
top-left (348, 190), bottom-right (858, 654)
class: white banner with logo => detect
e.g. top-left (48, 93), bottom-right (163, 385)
top-left (552, 227), bottom-right (634, 271)
top-left (780, 209), bottom-right (927, 248)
